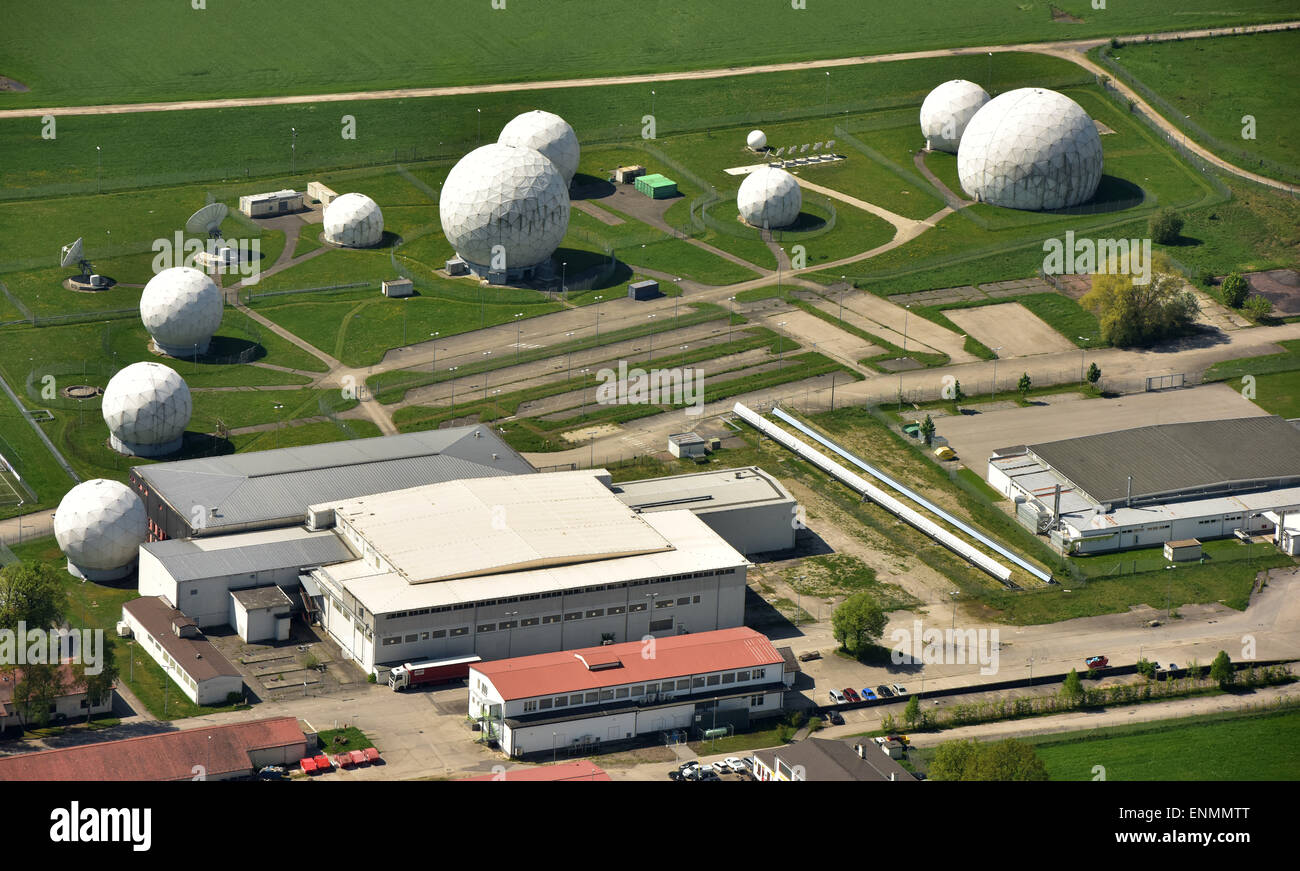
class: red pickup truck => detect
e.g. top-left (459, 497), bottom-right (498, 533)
top-left (1084, 655), bottom-right (1109, 669)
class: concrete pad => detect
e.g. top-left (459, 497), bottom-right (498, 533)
top-left (935, 382), bottom-right (1271, 480)
top-left (945, 302), bottom-right (1075, 357)
top-left (760, 308), bottom-right (883, 361)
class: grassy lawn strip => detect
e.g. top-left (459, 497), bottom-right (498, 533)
top-left (368, 303), bottom-right (738, 404)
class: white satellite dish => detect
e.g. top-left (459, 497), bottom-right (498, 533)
top-left (60, 237), bottom-right (84, 268)
top-left (185, 202), bottom-right (228, 239)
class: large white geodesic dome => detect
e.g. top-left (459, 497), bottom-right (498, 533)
top-left (957, 88), bottom-right (1104, 211)
top-left (919, 79), bottom-right (991, 153)
top-left (53, 479), bottom-right (147, 581)
top-left (497, 110), bottom-right (581, 186)
top-left (747, 129), bottom-right (767, 151)
top-left (102, 361), bottom-right (191, 457)
top-left (323, 192), bottom-right (384, 248)
top-left (139, 266), bottom-right (223, 356)
top-left (439, 143), bottom-right (571, 277)
top-left (737, 166), bottom-right (802, 229)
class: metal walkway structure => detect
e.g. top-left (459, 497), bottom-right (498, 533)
top-left (733, 402), bottom-right (1014, 584)
top-left (771, 407), bottom-right (1053, 583)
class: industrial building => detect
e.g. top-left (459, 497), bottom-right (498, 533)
top-left (120, 596), bottom-right (243, 705)
top-left (129, 426), bottom-right (533, 541)
top-left (467, 627), bottom-right (787, 759)
top-left (305, 470), bottom-right (751, 672)
top-left (988, 416), bottom-right (1300, 554)
top-left (0, 717), bottom-right (308, 781)
top-left (613, 465), bottom-right (799, 555)
top-left (0, 664), bottom-right (114, 731)
top-left (238, 189), bottom-right (304, 217)
top-left (752, 737), bottom-right (915, 782)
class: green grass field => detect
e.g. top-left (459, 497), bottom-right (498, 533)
top-left (1032, 706), bottom-right (1300, 781)
top-left (1102, 30), bottom-right (1300, 183)
top-left (3, 1), bottom-right (1295, 107)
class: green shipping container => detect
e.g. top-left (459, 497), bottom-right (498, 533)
top-left (635, 173), bottom-right (678, 199)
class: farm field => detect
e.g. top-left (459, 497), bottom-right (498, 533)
top-left (1100, 30), bottom-right (1300, 183)
top-left (2, 1), bottom-right (1296, 107)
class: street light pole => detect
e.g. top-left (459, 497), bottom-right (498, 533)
top-left (1077, 337), bottom-right (1087, 383)
top-left (430, 331), bottom-right (439, 374)
top-left (448, 366), bottom-right (460, 407)
top-left (593, 295), bottom-right (603, 341)
top-left (647, 314), bottom-right (657, 362)
top-left (96, 145), bottom-right (102, 194)
top-left (726, 296), bottom-right (736, 344)
top-left (991, 347), bottom-right (1003, 401)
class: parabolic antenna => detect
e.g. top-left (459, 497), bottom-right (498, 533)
top-left (60, 237), bottom-right (84, 268)
top-left (185, 202), bottom-right (228, 239)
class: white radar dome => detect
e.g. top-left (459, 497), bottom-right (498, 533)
top-left (439, 143), bottom-right (571, 278)
top-left (737, 166), bottom-right (802, 230)
top-left (919, 80), bottom-right (991, 153)
top-left (747, 130), bottom-right (768, 151)
top-left (498, 110), bottom-right (580, 187)
top-left (957, 87), bottom-right (1104, 211)
top-left (102, 362), bottom-right (192, 457)
top-left (323, 192), bottom-right (384, 248)
top-left (139, 266), bottom-right (223, 356)
top-left (53, 479), bottom-right (147, 581)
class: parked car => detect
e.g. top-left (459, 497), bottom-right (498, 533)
top-left (798, 650), bottom-right (822, 662)
top-left (829, 688), bottom-right (847, 704)
top-left (697, 768), bottom-right (721, 782)
top-left (825, 709), bottom-right (844, 725)
top-left (843, 687), bottom-right (861, 703)
top-left (669, 769), bottom-right (684, 781)
top-left (724, 757), bottom-right (747, 774)
top-left (1085, 655), bottom-right (1109, 669)
top-left (876, 685), bottom-right (895, 698)
top-left (1167, 662), bottom-right (1178, 671)
top-left (861, 688), bottom-right (877, 701)
top-left (892, 683), bottom-right (907, 696)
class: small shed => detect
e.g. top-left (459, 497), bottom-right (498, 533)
top-left (635, 174), bottom-right (677, 199)
top-left (307, 181), bottom-right (338, 206)
top-left (628, 279), bottom-right (661, 300)
top-left (445, 258), bottom-right (469, 276)
top-left (668, 432), bottom-right (708, 459)
top-left (230, 587), bottom-right (293, 643)
top-left (1163, 539), bottom-right (1202, 562)
top-left (238, 189), bottom-right (304, 218)
top-left (382, 278), bottom-right (414, 298)
top-left (615, 165), bottom-right (646, 184)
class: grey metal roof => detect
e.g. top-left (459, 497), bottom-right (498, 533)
top-left (135, 427), bottom-right (535, 535)
top-left (230, 586), bottom-right (293, 610)
top-left (752, 737), bottom-right (914, 782)
top-left (1028, 416), bottom-right (1300, 506)
top-left (143, 528), bottom-right (356, 582)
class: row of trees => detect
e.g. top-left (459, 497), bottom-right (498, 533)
top-left (0, 561), bottom-right (117, 730)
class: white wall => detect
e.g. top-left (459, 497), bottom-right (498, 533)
top-left (121, 608), bottom-right (243, 706)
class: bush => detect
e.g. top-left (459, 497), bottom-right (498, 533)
top-left (1149, 209), bottom-right (1184, 245)
top-left (1221, 272), bottom-right (1248, 308)
top-left (1243, 295), bottom-right (1273, 322)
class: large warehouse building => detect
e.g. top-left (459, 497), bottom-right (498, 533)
top-left (305, 470), bottom-right (751, 672)
top-left (988, 416), bottom-right (1300, 554)
top-left (468, 627), bottom-right (787, 758)
top-left (129, 426), bottom-right (534, 541)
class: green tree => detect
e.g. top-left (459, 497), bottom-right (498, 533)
top-left (919, 414), bottom-right (935, 447)
top-left (903, 693), bottom-right (921, 729)
top-left (830, 591), bottom-right (887, 654)
top-left (74, 645), bottom-right (118, 724)
top-left (1086, 361), bottom-right (1101, 386)
top-left (1209, 650), bottom-right (1234, 688)
top-left (1149, 208), bottom-right (1184, 245)
top-left (1185, 658), bottom-right (1203, 681)
top-left (1080, 255), bottom-right (1200, 347)
top-left (1060, 668), bottom-right (1083, 703)
top-left (1017, 372), bottom-right (1032, 400)
top-left (12, 664), bottom-right (66, 730)
top-left (928, 739), bottom-right (979, 781)
top-left (970, 739), bottom-right (1050, 782)
top-left (951, 379), bottom-right (965, 409)
top-left (0, 561), bottom-right (66, 631)
top-left (1243, 294), bottom-right (1273, 322)
top-left (1136, 658), bottom-right (1157, 679)
top-left (1220, 271), bottom-right (1248, 308)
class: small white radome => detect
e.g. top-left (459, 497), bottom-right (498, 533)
top-left (498, 110), bottom-right (581, 186)
top-left (737, 166), bottom-right (802, 229)
top-left (747, 129), bottom-right (767, 151)
top-left (919, 79), bottom-right (990, 153)
top-left (323, 192), bottom-right (384, 248)
top-left (53, 479), bottom-right (147, 581)
top-left (139, 266), bottom-right (223, 356)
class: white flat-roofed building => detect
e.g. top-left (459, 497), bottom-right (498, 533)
top-left (468, 627), bottom-right (785, 758)
top-left (613, 466), bottom-right (799, 555)
top-left (307, 470), bottom-right (750, 672)
top-left (238, 189), bottom-right (304, 218)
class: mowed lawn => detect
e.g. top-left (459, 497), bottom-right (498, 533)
top-left (1034, 708), bottom-right (1300, 781)
top-left (2, 1), bottom-right (1296, 106)
top-left (1106, 30), bottom-right (1300, 182)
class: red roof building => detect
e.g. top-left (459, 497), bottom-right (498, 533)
top-left (459, 759), bottom-right (611, 781)
top-left (469, 627), bottom-right (787, 759)
top-left (0, 716), bottom-right (307, 781)
top-left (0, 664), bottom-right (114, 730)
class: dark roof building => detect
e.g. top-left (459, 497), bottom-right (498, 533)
top-left (459, 760), bottom-right (611, 781)
top-left (752, 737), bottom-right (916, 782)
top-left (130, 426), bottom-right (535, 540)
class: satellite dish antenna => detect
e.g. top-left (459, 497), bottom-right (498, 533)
top-left (185, 202), bottom-right (228, 240)
top-left (60, 237), bottom-right (91, 277)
